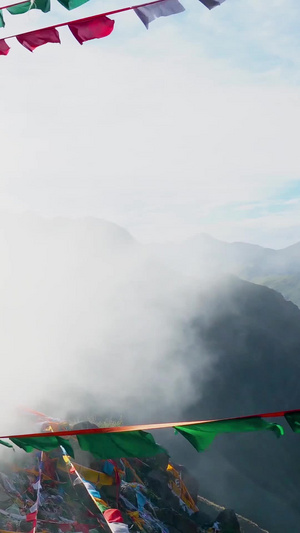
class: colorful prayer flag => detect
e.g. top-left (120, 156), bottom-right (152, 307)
top-left (134, 0), bottom-right (185, 29)
top-left (174, 417), bottom-right (284, 452)
top-left (0, 39), bottom-right (9, 55)
top-left (16, 28), bottom-right (61, 52)
top-left (199, 0), bottom-right (226, 9)
top-left (77, 430), bottom-right (168, 460)
top-left (103, 509), bottom-right (129, 533)
top-left (7, 0), bottom-right (50, 15)
top-left (68, 14), bottom-right (114, 44)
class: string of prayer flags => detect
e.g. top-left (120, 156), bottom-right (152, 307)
top-left (16, 27), bottom-right (60, 51)
top-left (174, 417), bottom-right (284, 452)
top-left (134, 0), bottom-right (184, 29)
top-left (68, 15), bottom-right (114, 44)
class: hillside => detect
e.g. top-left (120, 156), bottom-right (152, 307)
top-left (149, 235), bottom-right (300, 306)
top-left (1, 214), bottom-right (300, 531)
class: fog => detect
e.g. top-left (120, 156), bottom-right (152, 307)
top-left (0, 211), bottom-right (213, 434)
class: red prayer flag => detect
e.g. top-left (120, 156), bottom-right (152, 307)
top-left (0, 39), bottom-right (10, 55)
top-left (68, 15), bottom-right (114, 45)
top-left (26, 511), bottom-right (38, 522)
top-left (103, 509), bottom-right (124, 523)
top-left (16, 28), bottom-right (61, 52)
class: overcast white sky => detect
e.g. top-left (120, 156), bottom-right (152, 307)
top-left (0, 0), bottom-right (300, 248)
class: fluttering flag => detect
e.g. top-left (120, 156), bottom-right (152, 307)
top-left (16, 27), bottom-right (60, 51)
top-left (0, 439), bottom-right (12, 448)
top-left (77, 430), bottom-right (168, 460)
top-left (7, 0), bottom-right (50, 15)
top-left (103, 509), bottom-right (130, 533)
top-left (174, 417), bottom-right (284, 452)
top-left (199, 0), bottom-right (226, 9)
top-left (0, 10), bottom-right (4, 28)
top-left (57, 0), bottom-right (89, 10)
top-left (10, 435), bottom-right (74, 456)
top-left (0, 39), bottom-right (9, 54)
top-left (285, 411), bottom-right (300, 432)
top-left (68, 14), bottom-right (114, 44)
top-left (134, 0), bottom-right (184, 29)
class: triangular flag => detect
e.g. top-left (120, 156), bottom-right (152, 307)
top-left (7, 0), bottom-right (50, 15)
top-left (134, 0), bottom-right (185, 29)
top-left (0, 39), bottom-right (9, 55)
top-left (68, 14), bottom-right (114, 44)
top-left (16, 27), bottom-right (60, 52)
top-left (198, 0), bottom-right (226, 9)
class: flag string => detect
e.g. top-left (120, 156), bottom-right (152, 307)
top-left (0, 0), bottom-right (171, 40)
top-left (1, 406), bottom-right (299, 440)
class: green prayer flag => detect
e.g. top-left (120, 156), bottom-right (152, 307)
top-left (0, 11), bottom-right (5, 28)
top-left (7, 0), bottom-right (50, 15)
top-left (285, 411), bottom-right (300, 433)
top-left (174, 417), bottom-right (284, 452)
top-left (77, 430), bottom-right (168, 460)
top-left (10, 436), bottom-right (74, 457)
top-left (0, 439), bottom-right (13, 449)
top-left (57, 0), bottom-right (89, 10)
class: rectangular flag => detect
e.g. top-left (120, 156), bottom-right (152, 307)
top-left (7, 0), bottom-right (50, 15)
top-left (174, 417), bottom-right (284, 452)
top-left (0, 39), bottom-right (10, 55)
top-left (199, 0), bottom-right (226, 9)
top-left (134, 0), bottom-right (185, 29)
top-left (103, 509), bottom-right (129, 533)
top-left (68, 15), bottom-right (114, 44)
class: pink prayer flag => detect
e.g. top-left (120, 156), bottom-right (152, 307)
top-left (68, 15), bottom-right (114, 45)
top-left (16, 28), bottom-right (61, 52)
top-left (0, 39), bottom-right (10, 55)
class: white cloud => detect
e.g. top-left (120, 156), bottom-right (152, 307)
top-left (0, 0), bottom-right (300, 246)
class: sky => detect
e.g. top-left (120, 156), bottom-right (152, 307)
top-left (0, 0), bottom-right (300, 248)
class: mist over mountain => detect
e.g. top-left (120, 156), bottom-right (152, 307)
top-left (1, 214), bottom-right (300, 532)
top-left (148, 234), bottom-right (300, 307)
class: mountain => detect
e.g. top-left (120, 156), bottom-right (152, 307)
top-left (1, 214), bottom-right (300, 531)
top-left (148, 234), bottom-right (300, 306)
top-left (160, 276), bottom-right (300, 533)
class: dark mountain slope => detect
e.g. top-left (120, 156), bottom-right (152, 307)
top-left (160, 277), bottom-right (300, 533)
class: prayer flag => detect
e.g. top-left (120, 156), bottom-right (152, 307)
top-left (285, 411), bottom-right (300, 432)
top-left (103, 509), bottom-right (129, 533)
top-left (199, 0), bottom-right (226, 9)
top-left (10, 435), bottom-right (74, 456)
top-left (174, 417), bottom-right (284, 452)
top-left (0, 11), bottom-right (4, 28)
top-left (68, 15), bottom-right (114, 44)
top-left (77, 430), bottom-right (168, 460)
top-left (7, 0), bottom-right (50, 15)
top-left (0, 39), bottom-right (9, 55)
top-left (16, 28), bottom-right (60, 52)
top-left (57, 0), bottom-right (89, 9)
top-left (134, 0), bottom-right (185, 29)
